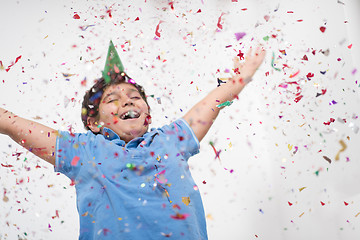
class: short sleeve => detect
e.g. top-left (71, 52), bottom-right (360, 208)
top-left (55, 130), bottom-right (92, 180)
top-left (160, 118), bottom-right (200, 159)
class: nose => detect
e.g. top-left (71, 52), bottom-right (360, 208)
top-left (122, 97), bottom-right (134, 107)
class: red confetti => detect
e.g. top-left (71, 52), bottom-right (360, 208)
top-left (217, 13), bottom-right (225, 30)
top-left (73, 13), bottom-right (80, 19)
top-left (170, 213), bottom-right (190, 220)
top-left (320, 201), bottom-right (325, 206)
top-left (196, 9), bottom-right (201, 13)
top-left (348, 44), bottom-right (352, 49)
top-left (306, 72), bottom-right (314, 80)
top-left (287, 11), bottom-right (294, 13)
top-left (169, 1), bottom-right (174, 10)
top-left (301, 55), bottom-right (308, 61)
top-left (323, 118), bottom-right (335, 125)
top-left (344, 201), bottom-right (349, 206)
top-left (297, 19), bottom-right (303, 22)
top-left (288, 201), bottom-right (293, 206)
top-left (5, 55), bottom-right (22, 72)
top-left (71, 156), bottom-right (80, 166)
top-left (1, 163), bottom-right (13, 168)
top-left (294, 95), bottom-right (303, 103)
top-left (241, 8), bottom-right (247, 11)
top-left (237, 50), bottom-right (245, 60)
top-left (320, 26), bottom-right (326, 33)
top-left (134, 17), bottom-right (140, 21)
top-left (155, 21), bottom-right (163, 38)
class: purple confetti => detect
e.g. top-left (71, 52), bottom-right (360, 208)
top-left (235, 32), bottom-right (246, 41)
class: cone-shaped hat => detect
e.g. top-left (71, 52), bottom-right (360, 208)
top-left (102, 40), bottom-right (124, 83)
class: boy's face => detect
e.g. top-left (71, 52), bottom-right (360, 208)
top-left (87, 83), bottom-right (151, 143)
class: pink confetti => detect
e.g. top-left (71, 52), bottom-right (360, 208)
top-left (71, 156), bottom-right (80, 166)
top-left (235, 32), bottom-right (246, 41)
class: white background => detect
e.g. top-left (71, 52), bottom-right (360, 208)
top-left (0, 0), bottom-right (359, 239)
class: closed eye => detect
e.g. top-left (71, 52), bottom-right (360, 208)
top-left (108, 99), bottom-right (119, 103)
top-left (131, 97), bottom-right (140, 99)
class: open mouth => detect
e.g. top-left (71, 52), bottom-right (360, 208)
top-left (119, 110), bottom-right (141, 120)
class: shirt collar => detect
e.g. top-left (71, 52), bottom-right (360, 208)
top-left (101, 127), bottom-right (158, 148)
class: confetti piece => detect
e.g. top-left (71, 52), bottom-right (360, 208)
top-left (79, 25), bottom-right (95, 31)
top-left (237, 50), bottom-right (245, 60)
top-left (216, 100), bottom-right (233, 108)
top-left (73, 13), bottom-right (80, 19)
top-left (320, 201), bottom-right (325, 206)
top-left (182, 197), bottom-right (190, 206)
top-left (344, 201), bottom-right (349, 206)
top-left (209, 141), bottom-right (221, 162)
top-left (170, 213), bottom-right (190, 220)
top-left (323, 118), bottom-right (335, 125)
top-left (155, 21), bottom-right (163, 38)
top-left (71, 156), bottom-right (80, 166)
top-left (323, 156), bottom-right (332, 164)
top-left (356, 212), bottom-right (360, 217)
top-left (1, 163), bottom-right (13, 168)
top-left (320, 26), bottom-right (326, 33)
top-left (271, 52), bottom-right (281, 71)
top-left (288, 201), bottom-right (293, 206)
top-left (335, 140), bottom-right (347, 160)
top-left (263, 36), bottom-right (270, 41)
top-left (299, 187), bottom-right (306, 192)
top-left (5, 55), bottom-right (22, 72)
top-left (235, 32), bottom-right (246, 40)
top-left (288, 144), bottom-right (293, 151)
top-left (217, 13), bottom-right (225, 30)
top-left (289, 70), bottom-right (300, 78)
top-left (299, 212), bottom-right (305, 217)
top-left (348, 44), bottom-right (352, 49)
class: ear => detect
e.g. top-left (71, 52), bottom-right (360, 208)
top-left (87, 116), bottom-right (101, 133)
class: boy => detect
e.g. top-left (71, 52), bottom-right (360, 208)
top-left (0, 41), bottom-right (265, 239)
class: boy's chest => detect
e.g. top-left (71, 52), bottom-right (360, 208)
top-left (87, 138), bottom-right (187, 186)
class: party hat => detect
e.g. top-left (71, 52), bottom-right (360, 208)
top-left (102, 40), bottom-right (125, 83)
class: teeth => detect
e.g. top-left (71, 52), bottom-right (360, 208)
top-left (121, 110), bottom-right (140, 119)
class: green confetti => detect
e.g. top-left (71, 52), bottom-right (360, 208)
top-left (263, 36), bottom-right (270, 41)
top-left (271, 52), bottom-right (281, 71)
top-left (216, 100), bottom-right (233, 108)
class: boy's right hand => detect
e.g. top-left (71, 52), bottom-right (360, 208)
top-left (0, 107), bottom-right (57, 166)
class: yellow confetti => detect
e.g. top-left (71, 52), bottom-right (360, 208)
top-left (82, 211), bottom-right (88, 217)
top-left (288, 144), bottom-right (293, 151)
top-left (182, 197), bottom-right (190, 206)
top-left (206, 214), bottom-right (213, 220)
top-left (299, 187), bottom-right (306, 192)
top-left (355, 212), bottom-right (360, 217)
top-left (118, 217), bottom-right (122, 221)
top-left (299, 212), bottom-right (305, 217)
top-left (335, 140), bottom-right (347, 160)
top-left (44, 35), bottom-right (48, 39)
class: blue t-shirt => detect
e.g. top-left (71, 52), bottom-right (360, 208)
top-left (55, 118), bottom-right (208, 240)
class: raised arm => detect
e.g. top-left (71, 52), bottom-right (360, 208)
top-left (183, 47), bottom-right (266, 142)
top-left (0, 107), bottom-right (57, 165)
